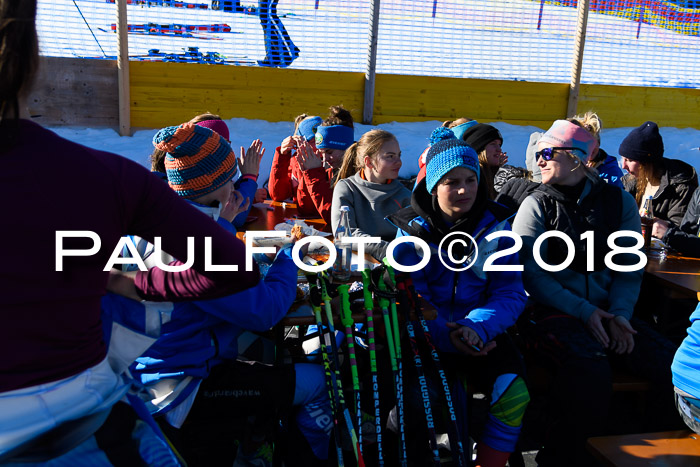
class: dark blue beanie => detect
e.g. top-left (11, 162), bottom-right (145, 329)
top-left (619, 121), bottom-right (664, 162)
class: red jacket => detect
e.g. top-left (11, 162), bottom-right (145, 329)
top-left (268, 146), bottom-right (334, 224)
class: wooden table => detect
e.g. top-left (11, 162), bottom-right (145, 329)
top-left (241, 200), bottom-right (330, 233)
top-left (587, 430), bottom-right (700, 466)
top-left (645, 253), bottom-right (700, 299)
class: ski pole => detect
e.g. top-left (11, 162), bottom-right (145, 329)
top-left (396, 276), bottom-right (441, 467)
top-left (307, 273), bottom-right (345, 466)
top-left (379, 263), bottom-right (407, 466)
top-left (362, 269), bottom-right (383, 466)
top-left (319, 274), bottom-right (366, 467)
top-left (337, 284), bottom-right (363, 458)
top-left (404, 277), bottom-right (468, 467)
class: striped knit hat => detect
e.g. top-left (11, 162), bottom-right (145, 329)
top-left (425, 127), bottom-right (480, 193)
top-left (154, 123), bottom-right (238, 200)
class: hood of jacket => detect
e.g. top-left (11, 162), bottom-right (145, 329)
top-left (387, 175), bottom-right (513, 246)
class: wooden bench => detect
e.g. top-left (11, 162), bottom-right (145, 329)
top-left (587, 430), bottom-right (700, 466)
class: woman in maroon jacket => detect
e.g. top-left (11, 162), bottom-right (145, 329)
top-left (0, 0), bottom-right (259, 462)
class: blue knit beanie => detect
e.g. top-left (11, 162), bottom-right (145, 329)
top-left (295, 116), bottom-right (323, 142)
top-left (425, 127), bottom-right (480, 194)
top-left (154, 123), bottom-right (238, 200)
top-left (315, 125), bottom-right (354, 150)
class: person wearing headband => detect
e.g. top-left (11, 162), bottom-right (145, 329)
top-left (268, 106), bottom-right (354, 223)
top-left (512, 120), bottom-right (680, 466)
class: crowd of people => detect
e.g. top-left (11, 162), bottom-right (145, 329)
top-left (4, 1), bottom-right (700, 466)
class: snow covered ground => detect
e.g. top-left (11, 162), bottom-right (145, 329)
top-left (49, 118), bottom-right (700, 184)
top-left (37, 0), bottom-right (700, 87)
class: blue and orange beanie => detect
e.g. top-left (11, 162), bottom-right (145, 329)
top-left (315, 125), bottom-right (354, 150)
top-left (154, 123), bottom-right (238, 200)
top-left (425, 127), bottom-right (480, 193)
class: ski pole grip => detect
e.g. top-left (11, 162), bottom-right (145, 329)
top-left (362, 269), bottom-right (374, 311)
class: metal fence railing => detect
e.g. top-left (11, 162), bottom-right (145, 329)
top-left (37, 0), bottom-right (700, 87)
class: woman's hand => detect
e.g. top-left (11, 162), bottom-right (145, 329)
top-left (586, 308), bottom-right (614, 348)
top-left (296, 140), bottom-right (324, 171)
top-left (280, 135), bottom-right (301, 155)
top-left (107, 269), bottom-right (140, 301)
top-left (447, 322), bottom-right (496, 356)
top-left (652, 218), bottom-right (670, 239)
top-left (239, 139), bottom-right (265, 177)
top-left (608, 315), bottom-right (637, 354)
top-left (220, 190), bottom-right (249, 222)
top-left (498, 152), bottom-right (508, 167)
top-left (254, 188), bottom-right (267, 203)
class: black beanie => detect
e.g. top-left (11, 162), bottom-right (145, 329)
top-left (462, 123), bottom-right (503, 153)
top-left (619, 121), bottom-right (664, 162)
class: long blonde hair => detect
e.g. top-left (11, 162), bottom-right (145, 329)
top-left (633, 160), bottom-right (663, 206)
top-left (335, 129), bottom-right (396, 185)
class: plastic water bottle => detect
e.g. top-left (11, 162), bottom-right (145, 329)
top-left (332, 206), bottom-right (352, 282)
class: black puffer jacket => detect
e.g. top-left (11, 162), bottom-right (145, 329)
top-left (493, 164), bottom-right (529, 193)
top-left (622, 158), bottom-right (698, 227)
top-left (663, 186), bottom-right (700, 257)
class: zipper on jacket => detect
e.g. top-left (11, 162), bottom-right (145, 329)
top-left (450, 270), bottom-right (459, 323)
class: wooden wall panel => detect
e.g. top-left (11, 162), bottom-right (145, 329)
top-left (23, 58), bottom-right (700, 131)
top-left (372, 74), bottom-right (570, 128)
top-left (28, 57), bottom-right (118, 128)
top-left (578, 84), bottom-right (700, 128)
top-left (129, 62), bottom-right (365, 128)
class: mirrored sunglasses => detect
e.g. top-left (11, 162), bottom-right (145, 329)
top-left (535, 146), bottom-right (586, 161)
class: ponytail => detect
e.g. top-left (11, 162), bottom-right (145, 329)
top-left (334, 142), bottom-right (360, 185)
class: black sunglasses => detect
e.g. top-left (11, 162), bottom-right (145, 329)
top-left (535, 147), bottom-right (586, 161)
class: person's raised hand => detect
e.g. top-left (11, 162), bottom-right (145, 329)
top-left (586, 308), bottom-right (614, 348)
top-left (239, 139), bottom-right (265, 177)
top-left (280, 135), bottom-right (300, 155)
top-left (446, 322), bottom-right (496, 356)
top-left (296, 140), bottom-right (324, 171)
top-left (498, 152), bottom-right (508, 167)
top-left (608, 315), bottom-right (637, 354)
top-left (220, 189), bottom-right (249, 222)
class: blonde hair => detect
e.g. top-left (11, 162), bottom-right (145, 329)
top-left (335, 129), bottom-right (396, 185)
top-left (633, 160), bottom-right (663, 206)
top-left (569, 111), bottom-right (602, 144)
top-left (292, 113), bottom-right (309, 134)
top-left (442, 117), bottom-right (474, 129)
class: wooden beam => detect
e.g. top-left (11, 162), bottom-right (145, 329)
top-left (567, 0), bottom-right (590, 118)
top-left (363, 0), bottom-right (381, 124)
top-left (116, 0), bottom-right (131, 136)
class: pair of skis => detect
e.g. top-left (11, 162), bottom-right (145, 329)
top-left (307, 273), bottom-right (364, 467)
top-left (394, 272), bottom-right (469, 467)
top-left (307, 267), bottom-right (465, 466)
